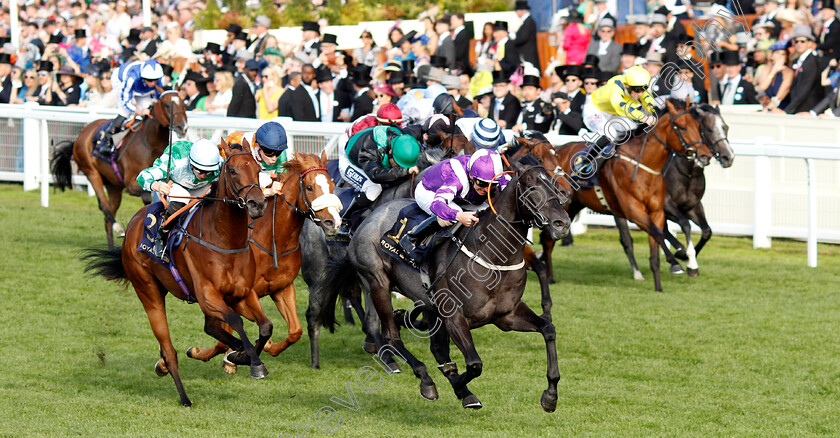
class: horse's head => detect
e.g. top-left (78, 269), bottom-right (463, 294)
top-left (691, 104), bottom-right (734, 168)
top-left (508, 134), bottom-right (573, 205)
top-left (283, 151), bottom-right (342, 234)
top-left (218, 138), bottom-right (266, 219)
top-left (663, 97), bottom-right (713, 167)
top-left (417, 144), bottom-right (451, 169)
top-left (156, 90), bottom-right (188, 137)
top-left (508, 158), bottom-right (571, 241)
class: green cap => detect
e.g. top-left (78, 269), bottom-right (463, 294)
top-left (390, 134), bottom-right (420, 169)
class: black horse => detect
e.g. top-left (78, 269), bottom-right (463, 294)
top-left (319, 161), bottom-right (570, 411)
top-left (615, 103), bottom-right (735, 279)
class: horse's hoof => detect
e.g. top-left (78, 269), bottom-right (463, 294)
top-left (633, 271), bottom-right (645, 281)
top-left (540, 390), bottom-right (557, 413)
top-left (687, 268), bottom-right (699, 278)
top-left (112, 222), bottom-right (126, 238)
top-left (419, 382), bottom-right (438, 401)
top-left (222, 352), bottom-right (238, 374)
top-left (462, 394), bottom-right (483, 409)
top-left (387, 361), bottom-right (402, 374)
top-left (154, 359), bottom-right (169, 377)
top-left (548, 278), bottom-right (556, 285)
top-left (250, 363), bottom-right (269, 379)
top-left (670, 264), bottom-right (685, 275)
top-left (180, 398), bottom-right (192, 407)
top-left (674, 249), bottom-right (688, 261)
top-left (263, 339), bottom-right (275, 352)
top-left (185, 346), bottom-right (199, 359)
top-left (362, 341), bottom-right (377, 355)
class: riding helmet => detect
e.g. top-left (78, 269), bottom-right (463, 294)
top-left (471, 118), bottom-right (503, 150)
top-left (467, 148), bottom-right (504, 183)
top-left (623, 66), bottom-right (651, 88)
top-left (390, 134), bottom-right (420, 169)
top-left (189, 139), bottom-right (222, 172)
top-left (375, 103), bottom-right (403, 125)
top-left (255, 122), bottom-right (288, 151)
top-left (432, 93), bottom-right (455, 117)
top-left (140, 59), bottom-right (164, 81)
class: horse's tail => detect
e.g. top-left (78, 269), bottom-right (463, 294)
top-left (51, 140), bottom-right (75, 191)
top-left (318, 256), bottom-right (359, 333)
top-left (80, 247), bottom-right (127, 284)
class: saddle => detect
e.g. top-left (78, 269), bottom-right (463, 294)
top-left (138, 201), bottom-right (201, 303)
top-left (378, 203), bottom-right (449, 272)
top-left (92, 117), bottom-right (142, 159)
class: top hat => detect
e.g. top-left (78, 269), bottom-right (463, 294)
top-left (582, 54), bottom-right (600, 68)
top-left (351, 65), bottom-right (372, 86)
top-left (582, 66), bottom-right (601, 81)
top-left (521, 75), bottom-right (541, 88)
top-left (234, 31), bottom-right (249, 41)
top-left (492, 69), bottom-right (509, 84)
top-left (493, 21), bottom-right (508, 32)
top-left (74, 28), bottom-right (87, 39)
top-left (0, 36), bottom-right (10, 46)
top-left (227, 23), bottom-right (243, 34)
top-left (791, 24), bottom-right (816, 41)
top-left (514, 0), bottom-right (530, 10)
top-left (402, 58), bottom-right (416, 74)
top-left (321, 33), bottom-right (338, 45)
top-left (184, 70), bottom-right (210, 84)
top-left (562, 64), bottom-right (583, 79)
top-left (38, 60), bottom-right (54, 72)
top-left (48, 33), bottom-right (64, 44)
top-left (315, 67), bottom-right (333, 83)
top-left (0, 53), bottom-right (12, 65)
top-left (621, 42), bottom-right (639, 56)
top-left (429, 55), bottom-right (448, 69)
top-left (387, 70), bottom-right (405, 84)
top-left (161, 63), bottom-right (174, 77)
top-left (598, 17), bottom-right (616, 29)
top-left (599, 70), bottom-right (615, 84)
top-left (204, 42), bottom-right (222, 54)
top-left (403, 74), bottom-right (419, 89)
top-left (302, 21), bottom-right (320, 34)
top-left (126, 28), bottom-right (141, 44)
top-left (822, 0), bottom-right (836, 10)
top-left (721, 50), bottom-right (741, 65)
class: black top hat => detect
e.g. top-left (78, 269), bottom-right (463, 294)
top-left (709, 51), bottom-right (722, 66)
top-left (621, 42), bottom-right (639, 56)
top-left (227, 23), bottom-right (243, 35)
top-left (554, 65), bottom-right (566, 77)
top-left (429, 55), bottom-right (447, 69)
top-left (0, 36), bottom-right (10, 45)
top-left (315, 67), bottom-right (333, 83)
top-left (74, 28), bottom-right (86, 39)
top-left (493, 21), bottom-right (508, 32)
top-left (552, 90), bottom-right (570, 100)
top-left (184, 70), bottom-right (210, 84)
top-left (822, 0), bottom-right (836, 10)
top-left (351, 65), bottom-right (372, 86)
top-left (48, 33), bottom-right (64, 45)
top-left (521, 75), bottom-right (541, 88)
top-left (582, 54), bottom-right (600, 68)
top-left (403, 74), bottom-right (419, 89)
top-left (582, 66), bottom-right (601, 81)
top-left (514, 0), bottom-right (530, 10)
top-left (562, 64), bottom-right (583, 80)
top-left (401, 58), bottom-right (416, 74)
top-left (387, 70), bottom-right (405, 84)
top-left (721, 50), bottom-right (740, 66)
top-left (396, 30), bottom-right (417, 47)
top-left (654, 6), bottom-right (671, 15)
top-left (234, 31), bottom-right (248, 41)
top-left (0, 53), bottom-right (12, 65)
top-left (321, 33), bottom-right (338, 45)
top-left (599, 70), bottom-right (615, 84)
top-left (302, 21), bottom-right (320, 34)
top-left (204, 42), bottom-right (222, 54)
top-left (161, 63), bottom-right (174, 77)
top-left (126, 28), bottom-right (141, 44)
top-left (38, 60), bottom-right (54, 72)
top-left (492, 69), bottom-right (509, 84)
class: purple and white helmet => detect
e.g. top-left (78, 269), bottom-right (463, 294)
top-left (467, 148), bottom-right (504, 183)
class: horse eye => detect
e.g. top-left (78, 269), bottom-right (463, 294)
top-left (306, 185), bottom-right (313, 191)
top-left (229, 169), bottom-right (237, 175)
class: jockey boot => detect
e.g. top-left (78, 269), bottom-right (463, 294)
top-left (337, 192), bottom-right (371, 235)
top-left (573, 135), bottom-right (613, 176)
top-left (399, 216), bottom-right (444, 254)
top-left (102, 114), bottom-right (126, 154)
top-left (154, 201), bottom-right (184, 263)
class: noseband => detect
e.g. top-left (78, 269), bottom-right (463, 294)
top-left (651, 108), bottom-right (704, 161)
top-left (155, 90), bottom-right (188, 127)
top-left (488, 167), bottom-right (565, 229)
top-left (280, 166), bottom-right (335, 223)
top-left (220, 151), bottom-right (261, 208)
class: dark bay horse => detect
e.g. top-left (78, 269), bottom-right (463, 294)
top-left (52, 90), bottom-right (188, 249)
top-left (82, 139), bottom-right (267, 406)
top-left (547, 98), bottom-right (713, 292)
top-left (615, 103), bottom-right (734, 279)
top-left (184, 151), bottom-right (342, 369)
top-left (320, 161), bottom-right (570, 411)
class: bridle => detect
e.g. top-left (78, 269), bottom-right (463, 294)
top-left (649, 107), bottom-right (704, 161)
top-left (279, 166), bottom-right (333, 223)
top-left (487, 166), bottom-right (565, 229)
top-left (213, 151), bottom-right (262, 209)
top-left (154, 90), bottom-right (187, 128)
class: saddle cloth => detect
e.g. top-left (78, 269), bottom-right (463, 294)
top-left (92, 118), bottom-right (139, 161)
top-left (378, 203), bottom-right (446, 272)
top-left (138, 201), bottom-right (200, 302)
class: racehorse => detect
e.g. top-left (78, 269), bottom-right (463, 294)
top-left (319, 160), bottom-right (570, 411)
top-left (82, 139), bottom-right (267, 406)
top-left (52, 90), bottom-right (188, 249)
top-left (545, 97), bottom-right (713, 292)
top-left (184, 150), bottom-right (343, 369)
top-left (614, 103), bottom-right (734, 279)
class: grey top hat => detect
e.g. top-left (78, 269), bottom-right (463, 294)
top-left (791, 24), bottom-right (815, 41)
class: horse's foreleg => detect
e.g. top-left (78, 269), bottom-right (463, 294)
top-left (186, 321), bottom-right (232, 362)
top-left (615, 217), bottom-right (644, 281)
top-left (233, 291), bottom-right (273, 365)
top-left (539, 230), bottom-right (557, 284)
top-left (685, 203), bottom-right (712, 277)
top-left (266, 284), bottom-right (302, 356)
top-left (440, 308), bottom-right (483, 409)
top-left (525, 246), bottom-right (553, 321)
top-left (494, 301), bottom-right (559, 413)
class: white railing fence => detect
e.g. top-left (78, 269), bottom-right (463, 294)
top-left (1, 104), bottom-right (838, 267)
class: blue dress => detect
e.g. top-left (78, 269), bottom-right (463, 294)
top-left (764, 71), bottom-right (790, 110)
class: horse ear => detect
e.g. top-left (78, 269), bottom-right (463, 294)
top-left (665, 98), bottom-right (677, 114)
top-left (218, 137), bottom-right (230, 159)
top-left (241, 136), bottom-right (251, 152)
top-left (320, 150), bottom-right (328, 165)
top-left (685, 95), bottom-right (691, 109)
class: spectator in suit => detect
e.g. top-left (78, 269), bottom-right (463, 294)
top-left (619, 43), bottom-right (640, 73)
top-left (719, 50), bottom-right (759, 105)
top-left (654, 5), bottom-right (687, 41)
top-left (586, 16), bottom-right (621, 73)
top-left (818, 0), bottom-right (840, 60)
top-left (550, 91), bottom-right (584, 136)
top-left (671, 58), bottom-right (707, 104)
top-left (808, 59), bottom-right (840, 117)
top-left (513, 75), bottom-right (553, 133)
top-left (633, 16), bottom-right (654, 56)
top-left (137, 27), bottom-right (160, 59)
top-left (0, 53), bottom-right (13, 104)
top-left (277, 71), bottom-right (318, 121)
top-left (582, 67), bottom-right (601, 96)
top-left (786, 25), bottom-right (825, 113)
top-left (491, 21), bottom-right (519, 78)
top-left (560, 64), bottom-right (586, 113)
top-left (488, 70), bottom-right (521, 128)
top-left (350, 65), bottom-right (375, 121)
top-left (646, 12), bottom-right (677, 62)
top-left (316, 68), bottom-right (341, 122)
top-left (227, 59), bottom-right (258, 118)
top-left (248, 15), bottom-right (272, 55)
top-left (512, 0), bottom-right (540, 69)
top-left (180, 71), bottom-right (208, 111)
top-left (434, 15), bottom-right (456, 70)
top-left (296, 21), bottom-right (321, 62)
top-left (757, 0), bottom-right (783, 27)
top-left (450, 13), bottom-right (473, 76)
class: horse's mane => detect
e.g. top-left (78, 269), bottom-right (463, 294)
top-left (665, 97), bottom-right (688, 110)
top-left (281, 152), bottom-right (323, 183)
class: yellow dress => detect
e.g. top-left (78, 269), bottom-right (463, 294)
top-left (258, 87), bottom-right (284, 120)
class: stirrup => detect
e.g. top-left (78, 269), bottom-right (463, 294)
top-left (154, 237), bottom-right (169, 262)
top-left (572, 156), bottom-right (594, 176)
top-left (399, 234), bottom-right (418, 254)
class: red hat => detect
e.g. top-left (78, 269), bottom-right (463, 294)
top-left (376, 103), bottom-right (403, 124)
top-left (373, 83), bottom-right (397, 97)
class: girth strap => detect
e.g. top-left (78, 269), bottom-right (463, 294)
top-left (616, 154), bottom-right (661, 175)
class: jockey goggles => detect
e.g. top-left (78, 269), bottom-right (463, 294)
top-left (627, 85), bottom-right (648, 94)
top-left (473, 178), bottom-right (497, 188)
top-left (261, 147), bottom-right (283, 158)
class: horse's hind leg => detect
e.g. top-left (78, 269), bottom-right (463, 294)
top-left (106, 184), bottom-right (125, 238)
top-left (305, 304), bottom-right (323, 369)
top-left (265, 283), bottom-right (302, 356)
top-left (616, 217), bottom-right (644, 281)
top-left (86, 171), bottom-right (117, 248)
top-left (186, 322), bottom-right (231, 363)
top-left (494, 301), bottom-right (560, 413)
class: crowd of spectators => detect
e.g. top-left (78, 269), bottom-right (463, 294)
top-left (1, 0), bottom-right (839, 130)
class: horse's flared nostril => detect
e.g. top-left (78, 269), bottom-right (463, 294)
top-left (553, 220), bottom-right (566, 229)
top-left (323, 219), bottom-right (334, 229)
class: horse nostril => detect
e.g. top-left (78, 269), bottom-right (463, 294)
top-left (553, 220), bottom-right (566, 229)
top-left (324, 220), bottom-right (334, 228)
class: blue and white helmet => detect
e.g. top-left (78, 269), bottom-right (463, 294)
top-left (140, 59), bottom-right (164, 81)
top-left (471, 118), bottom-right (503, 150)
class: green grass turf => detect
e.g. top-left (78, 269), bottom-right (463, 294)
top-left (1, 182), bottom-right (839, 437)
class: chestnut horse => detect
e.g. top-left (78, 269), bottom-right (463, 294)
top-left (542, 98), bottom-right (713, 292)
top-left (52, 90), bottom-right (188, 249)
top-left (82, 139), bottom-right (268, 406)
top-left (185, 150), bottom-right (343, 369)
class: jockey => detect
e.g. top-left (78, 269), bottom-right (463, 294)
top-left (345, 103), bottom-right (403, 139)
top-left (454, 117), bottom-right (506, 151)
top-left (575, 65), bottom-right (658, 175)
top-left (103, 59), bottom-right (164, 152)
top-left (136, 139), bottom-right (222, 262)
top-left (247, 121), bottom-right (289, 196)
top-left (338, 125), bottom-right (421, 234)
top-left (400, 148), bottom-right (509, 252)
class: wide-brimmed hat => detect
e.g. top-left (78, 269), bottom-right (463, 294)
top-left (373, 83), bottom-right (397, 97)
top-left (57, 65), bottom-right (83, 78)
top-left (395, 30), bottom-right (417, 47)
